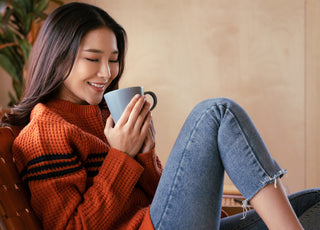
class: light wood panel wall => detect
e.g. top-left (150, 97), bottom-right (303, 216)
top-left (1, 0), bottom-right (319, 192)
top-left (306, 0), bottom-right (320, 189)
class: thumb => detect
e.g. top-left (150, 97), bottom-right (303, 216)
top-left (105, 115), bottom-right (114, 130)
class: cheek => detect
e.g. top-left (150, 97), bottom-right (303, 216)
top-left (62, 77), bottom-right (77, 92)
top-left (72, 59), bottom-right (97, 77)
top-left (111, 65), bottom-right (120, 79)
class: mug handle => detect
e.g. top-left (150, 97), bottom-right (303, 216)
top-left (144, 91), bottom-right (157, 111)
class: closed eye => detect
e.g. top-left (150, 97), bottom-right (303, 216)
top-left (86, 58), bottom-right (99, 62)
top-left (109, 59), bottom-right (119, 63)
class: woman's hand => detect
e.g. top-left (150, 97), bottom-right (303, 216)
top-left (104, 95), bottom-right (152, 158)
top-left (140, 117), bottom-right (156, 153)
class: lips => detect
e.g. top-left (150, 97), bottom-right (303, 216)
top-left (88, 82), bottom-right (106, 91)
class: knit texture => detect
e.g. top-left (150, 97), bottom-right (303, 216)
top-left (12, 99), bottom-right (163, 230)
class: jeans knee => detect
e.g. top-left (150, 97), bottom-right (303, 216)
top-left (198, 97), bottom-right (238, 108)
top-left (185, 97), bottom-right (249, 132)
top-left (195, 97), bottom-right (240, 115)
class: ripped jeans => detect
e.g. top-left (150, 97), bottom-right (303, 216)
top-left (149, 98), bottom-right (320, 229)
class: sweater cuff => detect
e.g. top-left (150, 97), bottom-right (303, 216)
top-left (135, 146), bottom-right (162, 175)
top-left (95, 148), bottom-right (144, 190)
top-left (135, 146), bottom-right (155, 163)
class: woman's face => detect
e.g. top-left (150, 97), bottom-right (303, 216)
top-left (57, 27), bottom-right (119, 105)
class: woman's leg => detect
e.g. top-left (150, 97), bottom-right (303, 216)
top-left (249, 179), bottom-right (303, 229)
top-left (150, 98), bottom-right (290, 229)
top-left (220, 188), bottom-right (320, 230)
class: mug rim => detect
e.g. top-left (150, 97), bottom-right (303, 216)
top-left (104, 86), bottom-right (143, 96)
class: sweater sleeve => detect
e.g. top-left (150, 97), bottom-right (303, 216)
top-left (13, 126), bottom-right (145, 230)
top-left (135, 147), bottom-right (163, 199)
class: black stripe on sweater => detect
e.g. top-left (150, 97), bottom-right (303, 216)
top-left (87, 152), bottom-right (107, 160)
top-left (27, 153), bottom-right (76, 166)
top-left (20, 158), bottom-right (81, 178)
top-left (23, 165), bottom-right (84, 183)
top-left (21, 152), bottom-right (108, 182)
top-left (20, 153), bottom-right (79, 178)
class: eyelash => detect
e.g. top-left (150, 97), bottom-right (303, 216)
top-left (86, 58), bottom-right (98, 62)
top-left (85, 58), bottom-right (119, 63)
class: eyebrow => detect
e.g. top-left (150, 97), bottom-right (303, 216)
top-left (82, 49), bottom-right (118, 54)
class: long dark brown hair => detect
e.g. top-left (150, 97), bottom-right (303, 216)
top-left (1, 2), bottom-right (127, 127)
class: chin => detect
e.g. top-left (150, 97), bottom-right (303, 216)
top-left (87, 101), bottom-right (100, 105)
top-left (87, 98), bottom-right (103, 105)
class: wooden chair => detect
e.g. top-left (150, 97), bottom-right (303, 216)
top-left (0, 127), bottom-right (42, 230)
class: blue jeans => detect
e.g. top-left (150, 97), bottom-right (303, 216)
top-left (149, 98), bottom-right (320, 229)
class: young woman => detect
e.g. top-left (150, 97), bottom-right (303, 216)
top-left (2, 2), bottom-right (319, 230)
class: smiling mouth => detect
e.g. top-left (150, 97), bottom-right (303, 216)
top-left (88, 82), bottom-right (106, 89)
top-left (88, 82), bottom-right (106, 90)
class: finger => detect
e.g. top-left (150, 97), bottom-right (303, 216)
top-left (104, 115), bottom-right (114, 137)
top-left (117, 94), bottom-right (141, 125)
top-left (147, 127), bottom-right (155, 144)
top-left (145, 115), bottom-right (155, 142)
top-left (140, 111), bottom-right (152, 139)
top-left (147, 125), bottom-right (155, 141)
top-left (150, 115), bottom-right (156, 136)
top-left (144, 123), bottom-right (155, 151)
top-left (105, 115), bottom-right (114, 129)
top-left (150, 126), bottom-right (155, 141)
top-left (133, 100), bottom-right (151, 131)
top-left (127, 96), bottom-right (147, 125)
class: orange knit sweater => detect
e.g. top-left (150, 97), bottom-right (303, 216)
top-left (12, 99), bottom-right (163, 230)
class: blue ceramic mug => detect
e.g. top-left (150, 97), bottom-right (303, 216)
top-left (104, 86), bottom-right (157, 123)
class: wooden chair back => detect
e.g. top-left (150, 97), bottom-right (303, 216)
top-left (0, 127), bottom-right (42, 230)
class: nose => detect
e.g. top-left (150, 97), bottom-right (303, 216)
top-left (97, 62), bottom-right (111, 79)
